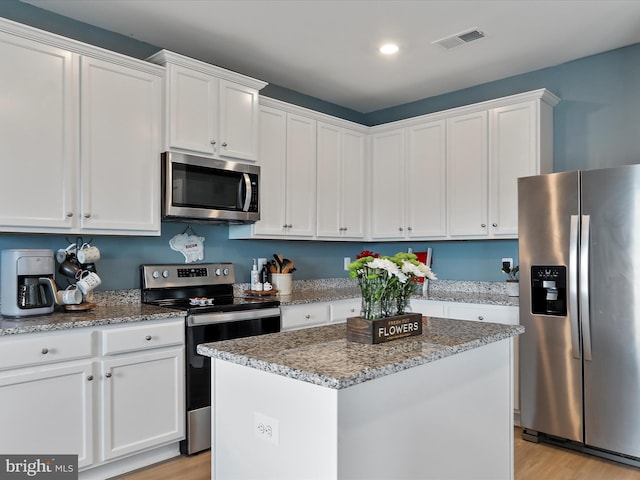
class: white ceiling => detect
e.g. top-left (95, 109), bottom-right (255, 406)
top-left (22, 0), bottom-right (640, 113)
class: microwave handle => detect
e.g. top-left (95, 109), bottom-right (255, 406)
top-left (240, 173), bottom-right (252, 212)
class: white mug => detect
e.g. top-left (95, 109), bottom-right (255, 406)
top-left (77, 244), bottom-right (100, 264)
top-left (76, 271), bottom-right (101, 295)
top-left (56, 243), bottom-right (77, 263)
top-left (57, 285), bottom-right (82, 305)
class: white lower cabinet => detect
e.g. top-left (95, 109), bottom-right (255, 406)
top-left (329, 298), bottom-right (360, 323)
top-left (0, 318), bottom-right (184, 474)
top-left (281, 303), bottom-right (330, 331)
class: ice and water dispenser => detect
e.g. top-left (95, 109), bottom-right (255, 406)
top-left (531, 265), bottom-right (567, 316)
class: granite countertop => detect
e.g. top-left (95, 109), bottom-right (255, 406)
top-left (238, 278), bottom-right (519, 308)
top-left (197, 317), bottom-right (524, 389)
top-left (0, 303), bottom-right (183, 336)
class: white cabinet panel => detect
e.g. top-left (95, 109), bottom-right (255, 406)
top-left (100, 347), bottom-right (185, 461)
top-left (317, 123), bottom-right (365, 239)
top-left (447, 111), bottom-right (488, 237)
top-left (80, 56), bottom-right (161, 234)
top-left (0, 33), bottom-right (76, 231)
top-left (219, 79), bottom-right (260, 161)
top-left (370, 128), bottom-right (405, 239)
top-left (329, 298), bottom-right (360, 323)
top-left (281, 303), bottom-right (330, 331)
top-left (0, 360), bottom-right (95, 468)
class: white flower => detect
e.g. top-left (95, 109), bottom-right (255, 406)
top-left (417, 262), bottom-right (437, 280)
top-left (401, 260), bottom-right (424, 277)
top-left (367, 258), bottom-right (408, 283)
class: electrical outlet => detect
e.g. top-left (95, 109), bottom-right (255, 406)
top-left (257, 258), bottom-right (267, 271)
top-left (502, 257), bottom-right (513, 270)
top-left (344, 257), bottom-right (351, 271)
top-left (254, 412), bottom-right (279, 446)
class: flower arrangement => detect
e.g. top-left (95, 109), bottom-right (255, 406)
top-left (348, 251), bottom-right (437, 320)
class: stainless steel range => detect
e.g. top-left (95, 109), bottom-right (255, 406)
top-left (141, 263), bottom-right (280, 455)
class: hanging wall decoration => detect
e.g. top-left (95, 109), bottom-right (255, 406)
top-left (169, 226), bottom-right (205, 263)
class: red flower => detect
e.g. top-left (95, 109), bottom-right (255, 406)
top-left (357, 250), bottom-right (379, 259)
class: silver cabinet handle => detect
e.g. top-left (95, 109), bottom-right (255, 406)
top-left (84, 213), bottom-right (91, 219)
top-left (407, 227), bottom-right (412, 231)
top-left (41, 348), bottom-right (48, 354)
top-left (492, 223), bottom-right (498, 227)
top-left (399, 227), bottom-right (404, 231)
top-left (87, 375), bottom-right (94, 381)
top-left (478, 316), bottom-right (484, 321)
top-left (145, 335), bottom-right (152, 341)
top-left (66, 212), bottom-right (73, 218)
top-left (305, 315), bottom-right (311, 319)
top-left (210, 140), bottom-right (216, 145)
top-left (222, 142), bottom-right (228, 147)
top-left (105, 372), bottom-right (112, 378)
top-left (481, 223), bottom-right (486, 228)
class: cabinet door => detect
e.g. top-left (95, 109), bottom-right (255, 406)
top-left (0, 34), bottom-right (77, 231)
top-left (329, 298), bottom-right (361, 324)
top-left (285, 113), bottom-right (317, 237)
top-left (80, 56), bottom-right (161, 234)
top-left (406, 120), bottom-right (447, 238)
top-left (167, 63), bottom-right (217, 155)
top-left (447, 111), bottom-right (488, 237)
top-left (410, 299), bottom-right (445, 318)
top-left (0, 360), bottom-right (94, 468)
top-left (340, 129), bottom-right (366, 239)
top-left (489, 101), bottom-right (537, 236)
top-left (370, 128), bottom-right (406, 239)
top-left (100, 347), bottom-right (185, 461)
top-left (218, 80), bottom-right (259, 161)
top-left (316, 122), bottom-right (342, 237)
top-left (253, 106), bottom-right (288, 236)
top-left (281, 303), bottom-right (330, 331)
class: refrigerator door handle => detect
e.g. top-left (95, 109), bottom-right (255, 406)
top-left (569, 215), bottom-right (581, 359)
top-left (580, 214), bottom-right (593, 361)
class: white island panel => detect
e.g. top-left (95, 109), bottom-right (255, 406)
top-left (213, 337), bottom-right (513, 480)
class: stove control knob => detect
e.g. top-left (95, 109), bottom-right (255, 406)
top-left (162, 270), bottom-right (170, 278)
top-left (222, 268), bottom-right (230, 276)
top-left (152, 270), bottom-right (160, 279)
top-left (215, 268), bottom-right (222, 276)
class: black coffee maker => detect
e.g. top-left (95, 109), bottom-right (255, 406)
top-left (1, 249), bottom-right (55, 317)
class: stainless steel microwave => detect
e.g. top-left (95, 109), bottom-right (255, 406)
top-left (162, 152), bottom-right (260, 223)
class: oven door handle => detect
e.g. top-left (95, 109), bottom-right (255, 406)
top-left (187, 307), bottom-right (281, 326)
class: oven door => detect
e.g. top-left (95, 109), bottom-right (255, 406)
top-left (162, 151), bottom-right (260, 222)
top-left (183, 307), bottom-right (280, 455)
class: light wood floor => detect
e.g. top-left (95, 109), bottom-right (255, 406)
top-left (116, 428), bottom-right (640, 480)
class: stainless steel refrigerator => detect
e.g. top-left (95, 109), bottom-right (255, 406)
top-left (518, 164), bottom-right (640, 465)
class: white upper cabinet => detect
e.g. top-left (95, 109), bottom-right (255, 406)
top-left (370, 119), bottom-right (447, 240)
top-left (316, 122), bottom-right (366, 239)
top-left (148, 50), bottom-right (266, 162)
top-left (0, 32), bottom-right (76, 231)
top-left (79, 56), bottom-right (161, 234)
top-left (370, 128), bottom-right (406, 239)
top-left (369, 89), bottom-right (558, 241)
top-left (230, 103), bottom-right (317, 239)
top-left (447, 111), bottom-right (489, 237)
top-left (488, 100), bottom-right (554, 236)
top-left (0, 20), bottom-right (163, 235)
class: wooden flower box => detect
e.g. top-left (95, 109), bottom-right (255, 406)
top-left (346, 312), bottom-right (423, 344)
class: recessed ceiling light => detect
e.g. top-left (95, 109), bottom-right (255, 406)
top-left (379, 43), bottom-right (399, 55)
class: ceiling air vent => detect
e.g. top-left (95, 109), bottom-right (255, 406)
top-left (432, 28), bottom-right (486, 50)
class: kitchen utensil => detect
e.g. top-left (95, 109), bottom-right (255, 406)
top-left (76, 271), bottom-right (101, 295)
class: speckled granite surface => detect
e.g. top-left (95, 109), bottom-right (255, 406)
top-left (197, 317), bottom-right (524, 389)
top-left (236, 278), bottom-right (519, 307)
top-left (0, 303), bottom-right (182, 336)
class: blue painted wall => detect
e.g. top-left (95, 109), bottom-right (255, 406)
top-left (0, 1), bottom-right (636, 289)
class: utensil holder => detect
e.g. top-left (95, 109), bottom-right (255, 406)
top-left (271, 273), bottom-right (292, 295)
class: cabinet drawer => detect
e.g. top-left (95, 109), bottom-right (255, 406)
top-left (101, 320), bottom-right (184, 355)
top-left (330, 298), bottom-right (360, 324)
top-left (410, 299), bottom-right (445, 317)
top-left (281, 303), bottom-right (330, 331)
top-left (0, 330), bottom-right (93, 371)
top-left (445, 304), bottom-right (518, 325)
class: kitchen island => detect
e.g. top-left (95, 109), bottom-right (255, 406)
top-left (197, 317), bottom-right (523, 480)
